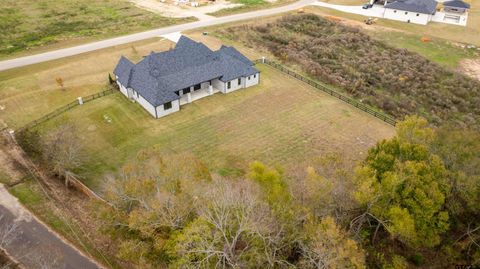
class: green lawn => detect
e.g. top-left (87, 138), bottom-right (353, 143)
top-left (0, 0), bottom-right (195, 59)
top-left (369, 31), bottom-right (478, 68)
top-left (34, 64), bottom-right (394, 190)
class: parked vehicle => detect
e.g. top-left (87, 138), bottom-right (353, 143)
top-left (362, 3), bottom-right (373, 9)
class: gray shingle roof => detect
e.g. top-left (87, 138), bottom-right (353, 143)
top-left (443, 0), bottom-right (470, 8)
top-left (113, 36), bottom-right (258, 107)
top-left (113, 56), bottom-right (134, 86)
top-left (385, 0), bottom-right (438, 14)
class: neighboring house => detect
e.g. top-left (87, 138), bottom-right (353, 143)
top-left (113, 36), bottom-right (260, 118)
top-left (436, 0), bottom-right (470, 26)
top-left (383, 0), bottom-right (438, 25)
top-left (367, 0), bottom-right (470, 25)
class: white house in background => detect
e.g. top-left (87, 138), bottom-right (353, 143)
top-left (113, 36), bottom-right (260, 118)
top-left (434, 0), bottom-right (470, 26)
top-left (368, 0), bottom-right (471, 25)
top-left (382, 0), bottom-right (438, 25)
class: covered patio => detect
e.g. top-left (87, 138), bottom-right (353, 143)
top-left (178, 81), bottom-right (221, 106)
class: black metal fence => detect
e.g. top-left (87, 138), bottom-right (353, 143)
top-left (18, 88), bottom-right (117, 132)
top-left (254, 59), bottom-right (397, 126)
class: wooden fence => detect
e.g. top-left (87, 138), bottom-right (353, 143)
top-left (17, 88), bottom-right (117, 132)
top-left (254, 59), bottom-right (397, 126)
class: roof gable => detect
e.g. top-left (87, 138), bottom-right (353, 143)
top-left (113, 56), bottom-right (134, 86)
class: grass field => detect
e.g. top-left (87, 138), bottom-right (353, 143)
top-left (0, 0), bottom-right (194, 59)
top-left (0, 38), bottom-right (175, 129)
top-left (34, 64), bottom-right (394, 190)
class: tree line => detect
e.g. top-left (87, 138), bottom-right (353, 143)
top-left (92, 116), bottom-right (479, 268)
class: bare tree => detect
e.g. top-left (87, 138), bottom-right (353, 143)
top-left (55, 78), bottom-right (65, 91)
top-left (170, 179), bottom-right (287, 268)
top-left (42, 124), bottom-right (84, 185)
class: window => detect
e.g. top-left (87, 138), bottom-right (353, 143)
top-left (248, 76), bottom-right (251, 80)
top-left (254, 74), bottom-right (257, 78)
top-left (238, 78), bottom-right (241, 85)
top-left (227, 81), bottom-right (231, 89)
top-left (394, 10), bottom-right (397, 13)
top-left (164, 101), bottom-right (172, 110)
top-left (194, 84), bottom-right (201, 91)
top-left (183, 88), bottom-right (191, 94)
top-left (405, 11), bottom-right (408, 15)
top-left (416, 13), bottom-right (419, 16)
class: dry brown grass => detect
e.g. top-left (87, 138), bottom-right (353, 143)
top-left (0, 38), bottom-right (175, 129)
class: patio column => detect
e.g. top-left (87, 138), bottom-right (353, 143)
top-left (208, 85), bottom-right (213, 95)
top-left (187, 92), bottom-right (192, 103)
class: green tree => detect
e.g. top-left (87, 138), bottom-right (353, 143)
top-left (352, 117), bottom-right (450, 248)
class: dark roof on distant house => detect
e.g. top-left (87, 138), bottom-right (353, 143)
top-left (113, 36), bottom-right (258, 107)
top-left (443, 0), bottom-right (470, 8)
top-left (385, 0), bottom-right (438, 14)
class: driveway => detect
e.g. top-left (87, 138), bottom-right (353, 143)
top-left (311, 1), bottom-right (385, 17)
top-left (0, 184), bottom-right (100, 269)
top-left (0, 0), bottom-right (315, 72)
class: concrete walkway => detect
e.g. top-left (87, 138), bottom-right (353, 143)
top-left (0, 184), bottom-right (100, 269)
top-left (311, 1), bottom-right (385, 18)
top-left (0, 0), bottom-right (315, 72)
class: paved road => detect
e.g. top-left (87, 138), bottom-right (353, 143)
top-left (0, 0), bottom-right (315, 72)
top-left (0, 184), bottom-right (100, 269)
top-left (312, 1), bottom-right (386, 17)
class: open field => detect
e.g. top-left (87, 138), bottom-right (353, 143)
top-left (33, 64), bottom-right (394, 190)
top-left (0, 38), bottom-right (175, 130)
top-left (0, 0), bottom-right (194, 59)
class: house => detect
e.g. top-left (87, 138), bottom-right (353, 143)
top-left (437, 0), bottom-right (470, 26)
top-left (382, 0), bottom-right (438, 25)
top-left (113, 36), bottom-right (260, 118)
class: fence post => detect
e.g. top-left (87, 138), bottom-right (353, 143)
top-left (77, 97), bottom-right (83, 105)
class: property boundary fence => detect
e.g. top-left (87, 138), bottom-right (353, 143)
top-left (254, 59), bottom-right (397, 126)
top-left (18, 88), bottom-right (117, 132)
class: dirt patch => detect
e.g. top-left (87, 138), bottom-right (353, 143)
top-left (460, 58), bottom-right (480, 81)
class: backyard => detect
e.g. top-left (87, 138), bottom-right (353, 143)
top-left (0, 0), bottom-right (194, 59)
top-left (32, 64), bottom-right (394, 190)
